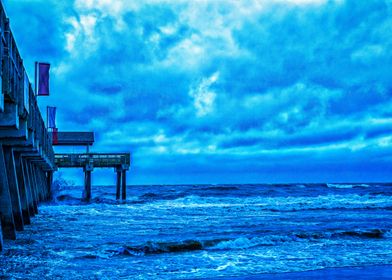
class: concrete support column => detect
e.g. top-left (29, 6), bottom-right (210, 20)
top-left (27, 162), bottom-right (39, 214)
top-left (84, 171), bottom-right (92, 201)
top-left (33, 166), bottom-right (41, 202)
top-left (32, 165), bottom-right (43, 202)
top-left (14, 153), bottom-right (31, 225)
top-left (47, 171), bottom-right (53, 200)
top-left (37, 169), bottom-right (46, 201)
top-left (0, 145), bottom-right (16, 240)
top-left (121, 170), bottom-right (126, 200)
top-left (0, 219), bottom-right (3, 251)
top-left (41, 170), bottom-right (49, 200)
top-left (116, 170), bottom-right (121, 200)
top-left (83, 165), bottom-right (93, 202)
top-left (22, 159), bottom-right (35, 217)
top-left (3, 146), bottom-right (24, 231)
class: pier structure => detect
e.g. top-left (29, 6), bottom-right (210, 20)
top-left (55, 152), bottom-right (130, 201)
top-left (0, 3), bottom-right (131, 251)
top-left (0, 2), bottom-right (55, 250)
top-left (52, 132), bottom-right (130, 201)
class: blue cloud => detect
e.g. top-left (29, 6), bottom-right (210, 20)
top-left (4, 0), bottom-right (392, 184)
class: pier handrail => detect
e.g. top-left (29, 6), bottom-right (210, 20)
top-left (0, 1), bottom-right (55, 171)
top-left (55, 153), bottom-right (131, 168)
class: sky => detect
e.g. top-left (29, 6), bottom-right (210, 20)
top-left (3, 0), bottom-right (392, 185)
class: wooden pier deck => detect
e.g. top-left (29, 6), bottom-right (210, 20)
top-left (0, 3), bottom-right (131, 251)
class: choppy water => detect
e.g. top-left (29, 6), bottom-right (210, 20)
top-left (1, 183), bottom-right (392, 279)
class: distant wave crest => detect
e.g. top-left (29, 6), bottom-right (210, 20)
top-left (153, 194), bottom-right (392, 212)
top-left (326, 183), bottom-right (371, 189)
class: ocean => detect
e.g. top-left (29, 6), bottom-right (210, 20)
top-left (1, 183), bottom-right (392, 279)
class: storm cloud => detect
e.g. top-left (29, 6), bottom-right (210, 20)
top-left (4, 0), bottom-right (392, 184)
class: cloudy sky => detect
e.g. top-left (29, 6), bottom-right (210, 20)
top-left (3, 0), bottom-right (392, 184)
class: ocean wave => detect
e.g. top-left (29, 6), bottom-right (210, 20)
top-left (153, 194), bottom-right (392, 212)
top-left (136, 192), bottom-right (188, 203)
top-left (326, 183), bottom-right (370, 189)
top-left (199, 186), bottom-right (240, 191)
top-left (295, 229), bottom-right (389, 240)
top-left (108, 229), bottom-right (392, 257)
top-left (107, 240), bottom-right (207, 256)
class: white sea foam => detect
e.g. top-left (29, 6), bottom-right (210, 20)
top-left (327, 183), bottom-right (370, 189)
top-left (384, 230), bottom-right (392, 238)
top-left (212, 237), bottom-right (276, 249)
top-left (150, 194), bottom-right (392, 212)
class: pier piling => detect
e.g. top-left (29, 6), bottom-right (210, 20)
top-left (14, 153), bottom-right (31, 225)
top-left (3, 147), bottom-right (24, 231)
top-left (0, 220), bottom-right (3, 251)
top-left (83, 165), bottom-right (93, 202)
top-left (0, 146), bottom-right (17, 240)
top-left (122, 169), bottom-right (127, 200)
top-left (116, 168), bottom-right (121, 200)
top-left (27, 161), bottom-right (39, 214)
top-left (21, 159), bottom-right (35, 217)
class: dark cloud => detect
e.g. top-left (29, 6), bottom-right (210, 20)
top-left (4, 0), bottom-right (392, 184)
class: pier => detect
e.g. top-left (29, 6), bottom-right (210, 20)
top-left (55, 153), bottom-right (130, 200)
top-left (0, 3), bottom-right (130, 251)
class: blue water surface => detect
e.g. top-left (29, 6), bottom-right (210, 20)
top-left (1, 183), bottom-right (392, 279)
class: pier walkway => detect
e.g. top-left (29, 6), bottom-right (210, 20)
top-left (0, 2), bottom-right (131, 251)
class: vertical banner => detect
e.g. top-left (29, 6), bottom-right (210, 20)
top-left (47, 106), bottom-right (56, 129)
top-left (52, 127), bottom-right (58, 145)
top-left (38, 62), bottom-right (50, 96)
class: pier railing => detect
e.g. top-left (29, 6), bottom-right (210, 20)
top-left (0, 1), bottom-right (55, 171)
top-left (55, 153), bottom-right (131, 168)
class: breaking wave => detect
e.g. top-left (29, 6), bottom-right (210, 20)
top-left (152, 194), bottom-right (392, 211)
top-left (327, 183), bottom-right (371, 189)
top-left (108, 229), bottom-right (392, 257)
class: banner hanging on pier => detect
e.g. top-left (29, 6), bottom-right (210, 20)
top-left (52, 128), bottom-right (58, 145)
top-left (37, 62), bottom-right (50, 96)
top-left (47, 106), bottom-right (56, 129)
